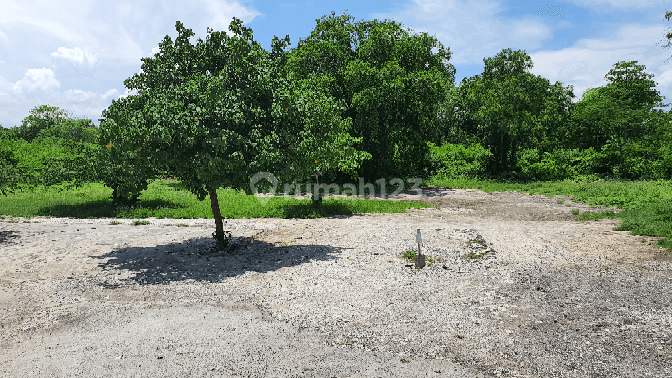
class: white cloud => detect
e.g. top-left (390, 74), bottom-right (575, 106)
top-left (11, 68), bottom-right (60, 94)
top-left (51, 47), bottom-right (99, 66)
top-left (102, 89), bottom-right (121, 102)
top-left (371, 0), bottom-right (554, 66)
top-left (61, 89), bottom-right (100, 102)
top-left (564, 0), bottom-right (672, 10)
top-left (118, 87), bottom-right (140, 100)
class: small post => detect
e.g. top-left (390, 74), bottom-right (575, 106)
top-left (415, 228), bottom-right (425, 269)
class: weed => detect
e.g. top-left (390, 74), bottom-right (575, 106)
top-left (557, 200), bottom-right (564, 204)
top-left (403, 250), bottom-right (417, 261)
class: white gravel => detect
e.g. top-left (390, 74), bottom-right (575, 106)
top-left (1, 189), bottom-right (672, 377)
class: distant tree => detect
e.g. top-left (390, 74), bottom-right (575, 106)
top-left (0, 126), bottom-right (19, 140)
top-left (452, 48), bottom-right (576, 174)
top-left (33, 118), bottom-right (99, 145)
top-left (567, 61), bottom-right (669, 155)
top-left (12, 105), bottom-right (74, 143)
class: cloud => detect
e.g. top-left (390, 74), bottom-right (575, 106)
top-left (202, 0), bottom-right (264, 37)
top-left (102, 88), bottom-right (121, 102)
top-left (11, 68), bottom-right (60, 94)
top-left (118, 87), bottom-right (140, 100)
top-left (563, 0), bottom-right (672, 11)
top-left (370, 0), bottom-right (554, 66)
top-left (61, 88), bottom-right (100, 102)
top-left (51, 47), bottom-right (99, 66)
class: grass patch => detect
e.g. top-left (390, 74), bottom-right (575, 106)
top-left (466, 252), bottom-right (486, 259)
top-left (401, 249), bottom-right (442, 267)
top-left (0, 177), bottom-right (439, 222)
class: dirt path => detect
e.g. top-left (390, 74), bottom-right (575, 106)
top-left (1, 186), bottom-right (671, 377)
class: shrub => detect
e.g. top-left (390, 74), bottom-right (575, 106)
top-left (426, 141), bottom-right (492, 179)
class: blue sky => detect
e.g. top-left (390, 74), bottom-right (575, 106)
top-left (2, 0), bottom-right (672, 129)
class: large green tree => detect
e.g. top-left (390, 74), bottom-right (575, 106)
top-left (452, 48), bottom-right (576, 174)
top-left (274, 10), bottom-right (456, 182)
top-left (90, 18), bottom-right (371, 250)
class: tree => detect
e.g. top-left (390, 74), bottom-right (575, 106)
top-left (91, 18), bottom-right (371, 251)
top-left (12, 105), bottom-right (74, 143)
top-left (566, 61), bottom-right (669, 174)
top-left (33, 118), bottom-right (100, 145)
top-left (274, 10), bottom-right (456, 182)
top-left (652, 11), bottom-right (672, 63)
top-left (452, 48), bottom-right (576, 175)
top-left (0, 106), bottom-right (103, 196)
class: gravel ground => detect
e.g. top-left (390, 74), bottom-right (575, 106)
top-left (1, 187), bottom-right (671, 377)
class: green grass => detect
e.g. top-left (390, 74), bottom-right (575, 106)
top-left (0, 177), bottom-right (439, 221)
top-left (1, 173), bottom-right (671, 253)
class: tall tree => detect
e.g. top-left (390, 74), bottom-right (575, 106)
top-left (275, 10), bottom-right (456, 182)
top-left (567, 61), bottom-right (669, 163)
top-left (90, 19), bottom-right (371, 250)
top-left (453, 48), bottom-right (576, 174)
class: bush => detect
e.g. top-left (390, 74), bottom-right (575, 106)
top-left (515, 147), bottom-right (611, 182)
top-left (426, 141), bottom-right (492, 179)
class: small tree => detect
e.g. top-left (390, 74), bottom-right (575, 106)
top-left (93, 19), bottom-right (371, 251)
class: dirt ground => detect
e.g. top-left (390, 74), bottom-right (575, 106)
top-left (1, 186), bottom-right (672, 377)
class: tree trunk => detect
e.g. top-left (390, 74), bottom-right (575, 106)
top-left (209, 188), bottom-right (234, 252)
top-left (209, 189), bottom-right (224, 235)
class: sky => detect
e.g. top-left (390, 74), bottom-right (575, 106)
top-left (3, 0), bottom-right (672, 129)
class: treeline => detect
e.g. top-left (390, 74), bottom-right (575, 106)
top-left (1, 11), bottom-right (671, 202)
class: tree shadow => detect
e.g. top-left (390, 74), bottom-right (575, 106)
top-left (89, 233), bottom-right (353, 289)
top-left (27, 198), bottom-right (193, 219)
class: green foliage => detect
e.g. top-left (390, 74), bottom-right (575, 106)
top-left (403, 250), bottom-right (417, 261)
top-left (0, 126), bottom-right (19, 140)
top-left (454, 48), bottom-right (576, 175)
top-left (425, 141), bottom-right (492, 179)
top-left (12, 105), bottom-right (74, 143)
top-left (565, 62), bottom-right (669, 158)
top-left (33, 118), bottom-right (99, 144)
top-left (85, 18), bottom-right (374, 249)
top-left (276, 10), bottom-right (456, 181)
top-left (0, 135), bottom-right (113, 197)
